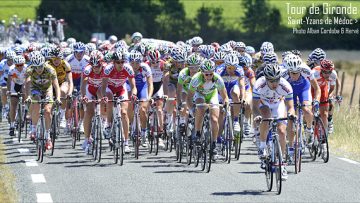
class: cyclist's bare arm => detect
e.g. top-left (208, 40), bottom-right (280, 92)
top-left (66, 72), bottom-right (74, 96)
top-left (6, 74), bottom-right (11, 92)
top-left (219, 87), bottom-right (229, 104)
top-left (24, 76), bottom-right (31, 99)
top-left (252, 99), bottom-right (261, 117)
top-left (328, 84), bottom-right (336, 98)
top-left (285, 99), bottom-right (295, 116)
top-left (186, 90), bottom-right (195, 110)
top-left (238, 77), bottom-right (246, 101)
top-left (100, 77), bottom-right (109, 98)
top-left (310, 78), bottom-right (321, 101)
top-left (52, 78), bottom-right (61, 101)
top-left (176, 83), bottom-right (183, 104)
top-left (163, 70), bottom-right (170, 95)
top-left (335, 77), bottom-right (341, 96)
top-left (80, 76), bottom-right (88, 97)
top-left (128, 77), bottom-right (137, 96)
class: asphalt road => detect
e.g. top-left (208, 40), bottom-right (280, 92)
top-left (1, 121), bottom-right (360, 203)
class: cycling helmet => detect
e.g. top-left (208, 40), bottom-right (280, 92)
top-left (187, 53), bottom-right (202, 66)
top-left (5, 50), bottom-right (16, 60)
top-left (245, 46), bottom-right (255, 55)
top-left (291, 49), bottom-right (301, 57)
top-left (219, 43), bottom-right (233, 53)
top-left (147, 50), bottom-right (160, 62)
top-left (200, 45), bottom-right (215, 59)
top-left (224, 54), bottom-right (239, 66)
top-left (89, 50), bottom-right (104, 66)
top-left (211, 42), bottom-right (220, 52)
top-left (310, 48), bottom-right (326, 62)
top-left (238, 56), bottom-right (251, 67)
top-left (129, 51), bottom-right (143, 63)
top-left (285, 54), bottom-right (302, 73)
top-left (112, 51), bottom-right (124, 61)
top-left (176, 41), bottom-right (186, 47)
top-left (131, 32), bottom-right (143, 41)
top-left (228, 40), bottom-right (236, 48)
top-left (213, 51), bottom-right (227, 62)
top-left (263, 52), bottom-right (278, 63)
top-left (30, 52), bottom-right (45, 66)
top-left (158, 44), bottom-right (170, 56)
top-left (62, 48), bottom-right (73, 58)
top-left (13, 55), bottom-right (26, 65)
top-left (73, 42), bottom-right (86, 52)
top-left (59, 42), bottom-right (68, 48)
top-left (66, 38), bottom-right (76, 45)
top-left (281, 51), bottom-right (292, 60)
top-left (13, 46), bottom-right (24, 55)
top-left (171, 48), bottom-right (187, 62)
top-left (320, 59), bottom-right (334, 71)
top-left (263, 63), bottom-right (281, 80)
top-left (234, 42), bottom-right (246, 50)
top-left (103, 51), bottom-right (113, 62)
top-left (86, 43), bottom-right (96, 53)
top-left (50, 47), bottom-right (62, 58)
top-left (200, 59), bottom-right (216, 72)
top-left (260, 42), bottom-right (274, 55)
top-left (40, 47), bottom-right (52, 59)
top-left (191, 36), bottom-right (203, 46)
top-left (108, 35), bottom-right (118, 43)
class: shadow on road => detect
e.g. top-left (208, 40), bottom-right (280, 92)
top-left (211, 190), bottom-right (268, 196)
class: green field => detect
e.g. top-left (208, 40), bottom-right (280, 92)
top-left (0, 0), bottom-right (40, 24)
top-left (180, 0), bottom-right (360, 29)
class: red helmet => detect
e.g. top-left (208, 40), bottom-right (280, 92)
top-left (320, 59), bottom-right (334, 71)
top-left (147, 50), bottom-right (160, 62)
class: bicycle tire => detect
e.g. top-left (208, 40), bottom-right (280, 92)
top-left (50, 108), bottom-right (57, 156)
top-left (236, 112), bottom-right (244, 160)
top-left (205, 136), bottom-right (212, 173)
top-left (72, 100), bottom-right (79, 149)
top-left (154, 111), bottom-right (159, 156)
top-left (17, 103), bottom-right (22, 143)
top-left (265, 157), bottom-right (273, 192)
top-left (294, 121), bottom-right (300, 174)
top-left (117, 118), bottom-right (124, 166)
top-left (316, 118), bottom-right (329, 163)
top-left (24, 109), bottom-right (28, 138)
top-left (226, 114), bottom-right (234, 164)
top-left (96, 117), bottom-right (103, 163)
top-left (134, 113), bottom-right (141, 159)
top-left (274, 136), bottom-right (282, 195)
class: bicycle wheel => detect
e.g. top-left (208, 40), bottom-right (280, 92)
top-left (24, 109), bottom-right (28, 138)
top-left (225, 115), bottom-right (233, 164)
top-left (92, 119), bottom-right (98, 160)
top-left (274, 136), bottom-right (282, 195)
top-left (294, 122), bottom-right (300, 174)
top-left (235, 112), bottom-right (244, 160)
top-left (71, 101), bottom-right (79, 149)
top-left (17, 103), bottom-right (22, 143)
top-left (205, 135), bottom-right (212, 173)
top-left (37, 120), bottom-right (45, 163)
top-left (154, 111), bottom-right (159, 156)
top-left (315, 118), bottom-right (329, 163)
top-left (117, 119), bottom-right (124, 166)
top-left (96, 117), bottom-right (103, 163)
top-left (265, 157), bottom-right (273, 192)
top-left (185, 125), bottom-right (193, 165)
top-left (50, 109), bottom-right (57, 156)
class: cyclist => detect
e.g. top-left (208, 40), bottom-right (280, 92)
top-left (281, 54), bottom-right (321, 161)
top-left (80, 50), bottom-right (106, 152)
top-left (252, 63), bottom-right (295, 180)
top-left (238, 56), bottom-right (256, 137)
top-left (0, 50), bottom-right (16, 119)
top-left (216, 54), bottom-right (245, 145)
top-left (24, 52), bottom-right (62, 150)
top-left (47, 47), bottom-right (74, 131)
top-left (66, 42), bottom-right (89, 133)
top-left (101, 51), bottom-right (137, 153)
top-left (187, 59), bottom-right (229, 156)
top-left (177, 53), bottom-right (202, 133)
top-left (7, 55), bottom-right (27, 136)
top-left (312, 59), bottom-right (337, 135)
top-left (128, 51), bottom-right (154, 147)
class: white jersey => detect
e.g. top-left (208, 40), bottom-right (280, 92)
top-left (312, 67), bottom-right (337, 86)
top-left (66, 54), bottom-right (90, 76)
top-left (8, 64), bottom-right (28, 85)
top-left (282, 63), bottom-right (314, 81)
top-left (253, 76), bottom-right (293, 105)
top-left (149, 62), bottom-right (164, 83)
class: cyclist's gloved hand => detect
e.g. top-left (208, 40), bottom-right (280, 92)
top-left (6, 91), bottom-right (11, 96)
top-left (254, 115), bottom-right (262, 123)
top-left (288, 113), bottom-right (297, 121)
top-left (25, 96), bottom-right (32, 104)
top-left (312, 100), bottom-right (320, 111)
top-left (101, 96), bottom-right (108, 103)
top-left (55, 98), bottom-right (62, 106)
top-left (131, 94), bottom-right (137, 102)
top-left (82, 96), bottom-right (88, 103)
top-left (336, 95), bottom-right (343, 103)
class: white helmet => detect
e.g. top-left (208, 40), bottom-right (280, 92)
top-left (260, 42), bottom-right (274, 55)
top-left (66, 37), bottom-right (76, 45)
top-left (191, 36), bottom-right (203, 46)
top-left (30, 53), bottom-right (45, 66)
top-left (263, 63), bottom-right (281, 80)
top-left (263, 52), bottom-right (278, 64)
top-left (224, 54), bottom-right (239, 66)
top-left (5, 50), bottom-right (16, 60)
top-left (213, 51), bottom-right (227, 61)
top-left (13, 55), bottom-right (26, 65)
top-left (131, 32), bottom-right (143, 41)
top-left (108, 35), bottom-right (118, 43)
top-left (285, 54), bottom-right (302, 72)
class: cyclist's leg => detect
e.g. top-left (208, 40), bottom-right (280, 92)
top-left (273, 101), bottom-right (287, 156)
top-left (9, 83), bottom-right (20, 128)
top-left (153, 85), bottom-right (164, 132)
top-left (104, 87), bottom-right (114, 127)
top-left (194, 92), bottom-right (206, 137)
top-left (258, 104), bottom-right (271, 150)
top-left (138, 84), bottom-right (149, 138)
top-left (208, 94), bottom-right (220, 142)
top-left (164, 83), bottom-right (176, 128)
top-left (217, 94), bottom-right (225, 141)
top-left (319, 84), bottom-right (329, 132)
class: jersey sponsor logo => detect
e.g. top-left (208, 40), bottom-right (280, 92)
top-left (279, 83), bottom-right (291, 93)
top-left (104, 65), bottom-right (114, 75)
top-left (83, 67), bottom-right (91, 76)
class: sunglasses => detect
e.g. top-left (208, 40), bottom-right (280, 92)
top-left (33, 65), bottom-right (43, 69)
top-left (203, 72), bottom-right (213, 77)
top-left (268, 79), bottom-right (280, 83)
top-left (92, 65), bottom-right (101, 69)
top-left (321, 70), bottom-right (332, 74)
top-left (15, 64), bottom-right (24, 67)
top-left (74, 51), bottom-right (85, 54)
top-left (189, 65), bottom-right (199, 69)
top-left (289, 71), bottom-right (300, 75)
top-left (226, 65), bottom-right (236, 70)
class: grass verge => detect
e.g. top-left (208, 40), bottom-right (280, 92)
top-left (329, 106), bottom-right (360, 162)
top-left (0, 136), bottom-right (17, 203)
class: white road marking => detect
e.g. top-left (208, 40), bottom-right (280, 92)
top-left (17, 148), bottom-right (30, 153)
top-left (25, 159), bottom-right (38, 167)
top-left (12, 138), bottom-right (22, 143)
top-left (36, 193), bottom-right (53, 203)
top-left (338, 157), bottom-right (360, 165)
top-left (31, 174), bottom-right (46, 183)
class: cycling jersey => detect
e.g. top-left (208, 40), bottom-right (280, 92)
top-left (8, 64), bottom-right (27, 93)
top-left (133, 62), bottom-right (152, 100)
top-left (47, 59), bottom-right (71, 85)
top-left (216, 64), bottom-right (244, 98)
top-left (253, 76), bottom-right (293, 105)
top-left (146, 60), bottom-right (164, 83)
top-left (189, 72), bottom-right (225, 104)
top-left (82, 64), bottom-right (106, 97)
top-left (103, 63), bottom-right (134, 96)
top-left (66, 54), bottom-right (89, 80)
top-left (25, 64), bottom-right (57, 93)
top-left (312, 66), bottom-right (337, 106)
top-left (0, 59), bottom-right (12, 86)
top-left (178, 68), bottom-right (192, 92)
top-left (243, 66), bottom-right (255, 91)
top-left (164, 59), bottom-right (181, 85)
